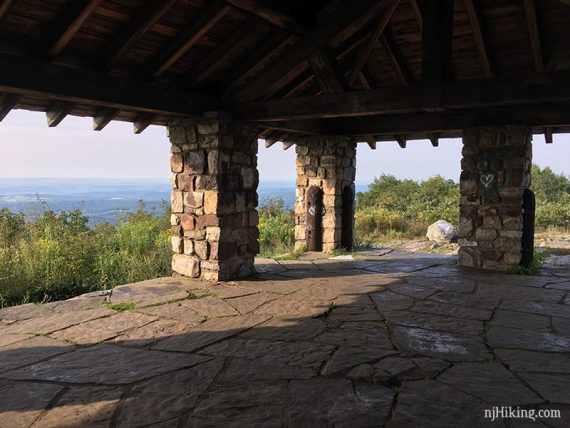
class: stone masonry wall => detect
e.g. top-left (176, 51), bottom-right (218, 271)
top-left (291, 135), bottom-right (357, 253)
top-left (168, 113), bottom-right (259, 281)
top-left (458, 126), bottom-right (532, 271)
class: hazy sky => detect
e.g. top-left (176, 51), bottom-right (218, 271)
top-left (1, 110), bottom-right (569, 185)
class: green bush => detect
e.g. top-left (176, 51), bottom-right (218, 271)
top-left (258, 197), bottom-right (295, 256)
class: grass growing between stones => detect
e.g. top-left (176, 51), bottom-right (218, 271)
top-left (104, 302), bottom-right (137, 312)
top-left (509, 251), bottom-right (547, 276)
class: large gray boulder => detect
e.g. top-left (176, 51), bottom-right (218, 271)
top-left (426, 220), bottom-right (458, 243)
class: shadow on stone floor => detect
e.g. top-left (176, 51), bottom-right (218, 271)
top-left (1, 254), bottom-right (570, 427)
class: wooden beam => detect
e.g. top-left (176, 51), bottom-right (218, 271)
top-left (380, 33), bottom-right (412, 85)
top-left (101, 0), bottom-right (177, 71)
top-left (544, 127), bottom-right (553, 144)
top-left (428, 132), bottom-right (440, 147)
top-left (190, 19), bottom-right (255, 87)
top-left (149, 3), bottom-right (231, 78)
top-left (93, 108), bottom-right (120, 131)
top-left (46, 101), bottom-right (74, 127)
top-left (257, 103), bottom-right (570, 136)
top-left (523, 0), bottom-right (544, 72)
top-left (365, 136), bottom-right (377, 149)
top-left (348, 0), bottom-right (400, 85)
top-left (47, 0), bottom-right (103, 59)
top-left (308, 49), bottom-right (349, 94)
top-left (222, 33), bottom-right (293, 95)
top-left (409, 0), bottom-right (423, 31)
top-left (265, 138), bottom-right (278, 148)
top-left (234, 70), bottom-right (570, 122)
top-left (231, 0), bottom-right (399, 102)
top-left (0, 53), bottom-right (222, 118)
top-left (0, 92), bottom-right (19, 121)
top-left (225, 0), bottom-right (306, 35)
top-left (421, 0), bottom-right (454, 109)
top-left (134, 113), bottom-right (155, 134)
top-left (282, 141), bottom-right (295, 150)
top-left (0, 0), bottom-right (15, 21)
top-left (463, 0), bottom-right (493, 77)
top-left (395, 135), bottom-right (407, 148)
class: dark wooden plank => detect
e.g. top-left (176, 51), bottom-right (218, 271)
top-left (46, 100), bottom-right (74, 127)
top-left (380, 33), bottom-right (412, 85)
top-left (0, 92), bottom-right (19, 121)
top-left (544, 127), bottom-right (553, 144)
top-left (523, 0), bottom-right (544, 72)
top-left (421, 0), bottom-right (454, 109)
top-left (0, 0), bottom-right (15, 21)
top-left (190, 18), bottom-right (256, 87)
top-left (307, 49), bottom-right (349, 94)
top-left (149, 3), bottom-right (231, 78)
top-left (225, 0), bottom-right (306, 35)
top-left (428, 132), bottom-right (440, 147)
top-left (93, 108), bottom-right (119, 130)
top-left (234, 70), bottom-right (570, 121)
top-left (348, 0), bottom-right (400, 85)
top-left (463, 0), bottom-right (493, 77)
top-left (100, 0), bottom-right (177, 71)
top-left (134, 113), bottom-right (155, 134)
top-left (0, 53), bottom-right (222, 117)
top-left (365, 136), bottom-right (377, 149)
top-left (409, 0), bottom-right (423, 31)
top-left (47, 0), bottom-right (104, 59)
top-left (231, 0), bottom-right (399, 102)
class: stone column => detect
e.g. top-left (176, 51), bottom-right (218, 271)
top-left (458, 126), bottom-right (532, 271)
top-left (292, 135), bottom-right (357, 253)
top-left (168, 113), bottom-right (259, 281)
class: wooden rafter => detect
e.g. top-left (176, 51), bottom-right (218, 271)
top-left (0, 92), bottom-right (19, 121)
top-left (463, 0), bottom-right (493, 77)
top-left (348, 0), bottom-right (400, 85)
top-left (93, 108), bottom-right (120, 131)
top-left (47, 0), bottom-right (103, 59)
top-left (101, 0), bottom-right (177, 71)
top-left (544, 127), bottom-right (553, 144)
top-left (190, 18), bottom-right (256, 88)
top-left (149, 3), bottom-right (231, 78)
top-left (0, 0), bottom-right (15, 21)
top-left (308, 49), bottom-right (349, 94)
top-left (365, 136), bottom-right (377, 149)
top-left (46, 101), bottom-right (74, 127)
top-left (395, 135), bottom-right (407, 148)
top-left (231, 0), bottom-right (399, 102)
top-left (134, 113), bottom-right (155, 134)
top-left (0, 54), bottom-right (222, 118)
top-left (225, 0), bottom-right (306, 35)
top-left (428, 132), bottom-right (440, 147)
top-left (234, 70), bottom-right (570, 122)
top-left (409, 0), bottom-right (423, 32)
top-left (523, 0), bottom-right (544, 72)
top-left (380, 33), bottom-right (412, 85)
top-left (282, 141), bottom-right (295, 150)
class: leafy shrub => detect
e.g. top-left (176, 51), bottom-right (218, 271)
top-left (258, 197), bottom-right (295, 256)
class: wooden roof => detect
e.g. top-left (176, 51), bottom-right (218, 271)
top-left (1, 0), bottom-right (570, 146)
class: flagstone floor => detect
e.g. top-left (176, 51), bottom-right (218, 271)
top-left (1, 251), bottom-right (570, 427)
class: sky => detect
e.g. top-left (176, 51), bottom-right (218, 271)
top-left (1, 110), bottom-right (569, 185)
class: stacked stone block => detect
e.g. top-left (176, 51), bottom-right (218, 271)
top-left (168, 113), bottom-right (259, 281)
top-left (291, 135), bottom-right (357, 253)
top-left (458, 126), bottom-right (532, 271)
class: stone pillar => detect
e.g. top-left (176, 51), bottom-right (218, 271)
top-left (458, 126), bottom-right (532, 271)
top-left (168, 113), bottom-right (259, 281)
top-left (292, 135), bottom-right (357, 253)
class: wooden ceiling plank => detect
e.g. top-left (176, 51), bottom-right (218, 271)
top-left (231, 0), bottom-right (399, 102)
top-left (523, 0), bottom-right (544, 72)
top-left (421, 0), bottom-right (454, 109)
top-left (134, 113), bottom-right (155, 134)
top-left (46, 101), bottom-right (74, 127)
top-left (93, 108), bottom-right (120, 131)
top-left (0, 0), bottom-right (15, 21)
top-left (0, 54), bottom-right (222, 118)
top-left (463, 0), bottom-right (493, 77)
top-left (348, 0), bottom-right (400, 86)
top-left (47, 0), bottom-right (103, 59)
top-left (101, 0), bottom-right (177, 71)
top-left (190, 18), bottom-right (256, 87)
top-left (150, 3), bottom-right (232, 78)
top-left (0, 93), bottom-right (19, 121)
top-left (225, 0), bottom-right (306, 35)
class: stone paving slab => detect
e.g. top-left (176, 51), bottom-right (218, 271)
top-left (0, 252), bottom-right (569, 426)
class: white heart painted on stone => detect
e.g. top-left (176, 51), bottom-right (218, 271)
top-left (480, 174), bottom-right (494, 188)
